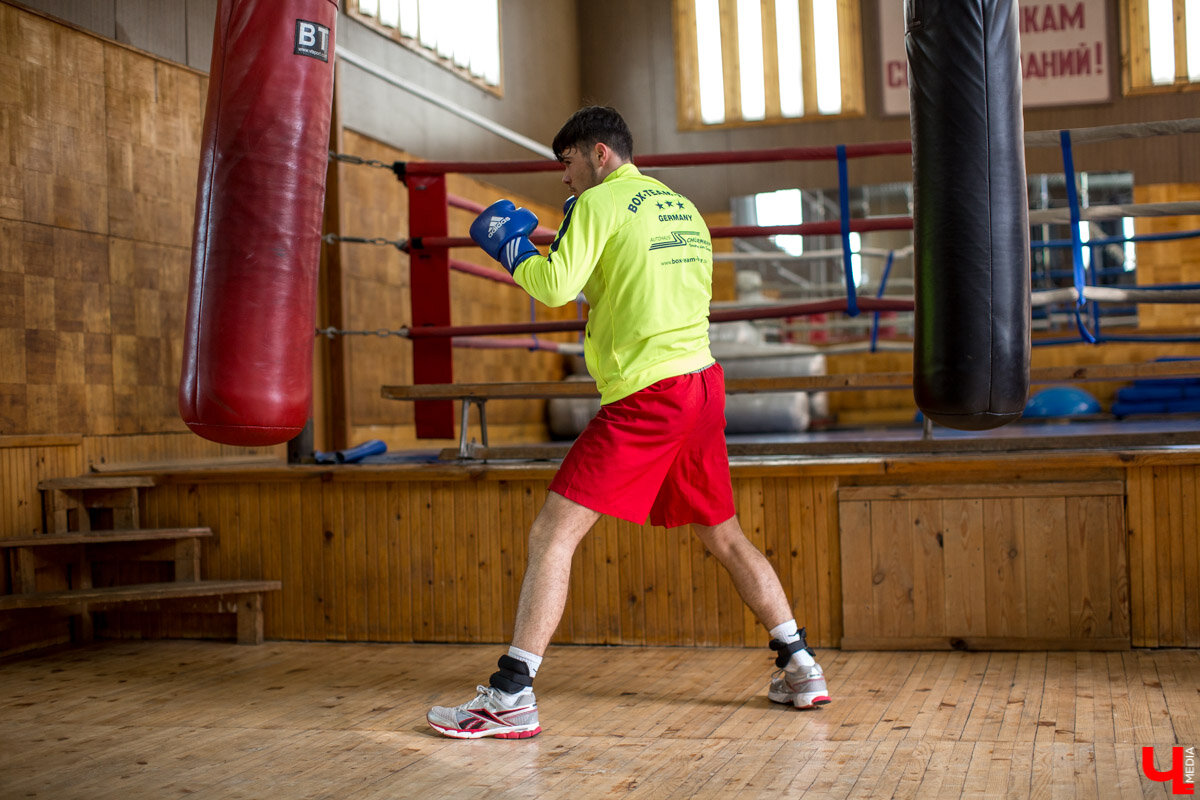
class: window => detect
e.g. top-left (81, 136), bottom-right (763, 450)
top-left (353, 0), bottom-right (501, 91)
top-left (673, 0), bottom-right (864, 129)
top-left (1121, 0), bottom-right (1200, 92)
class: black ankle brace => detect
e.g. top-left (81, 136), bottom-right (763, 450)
top-left (769, 627), bottom-right (815, 669)
top-left (489, 654), bottom-right (534, 694)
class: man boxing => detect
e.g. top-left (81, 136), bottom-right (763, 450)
top-left (426, 106), bottom-right (830, 739)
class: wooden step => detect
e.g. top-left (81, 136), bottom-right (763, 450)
top-left (0, 579), bottom-right (281, 610)
top-left (37, 476), bottom-right (156, 491)
top-left (0, 527), bottom-right (213, 548)
top-left (38, 475), bottom-right (156, 533)
top-left (0, 580), bottom-right (283, 644)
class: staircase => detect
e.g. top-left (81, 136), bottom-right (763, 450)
top-left (0, 475), bottom-right (280, 651)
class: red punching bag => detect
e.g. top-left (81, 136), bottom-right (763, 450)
top-left (180, 0), bottom-right (338, 446)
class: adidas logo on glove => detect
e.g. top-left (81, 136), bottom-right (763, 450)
top-left (487, 216), bottom-right (511, 238)
top-left (470, 199), bottom-right (540, 275)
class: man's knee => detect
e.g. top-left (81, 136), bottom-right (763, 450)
top-left (692, 516), bottom-right (745, 555)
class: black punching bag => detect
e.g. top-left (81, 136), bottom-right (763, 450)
top-left (906, 0), bottom-right (1031, 430)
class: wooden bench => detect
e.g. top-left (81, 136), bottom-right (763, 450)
top-left (2, 527), bottom-right (214, 593)
top-left (0, 580), bottom-right (282, 645)
top-left (2, 476), bottom-right (283, 649)
top-left (382, 360), bottom-right (1200, 459)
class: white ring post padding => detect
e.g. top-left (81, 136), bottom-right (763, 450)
top-left (1028, 202), bottom-right (1200, 225)
top-left (1031, 286), bottom-right (1200, 306)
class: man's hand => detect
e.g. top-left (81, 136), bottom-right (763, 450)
top-left (469, 199), bottom-right (539, 274)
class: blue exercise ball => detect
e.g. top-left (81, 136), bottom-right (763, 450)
top-left (1023, 386), bottom-right (1100, 418)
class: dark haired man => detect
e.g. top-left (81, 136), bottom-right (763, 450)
top-left (426, 106), bottom-right (830, 739)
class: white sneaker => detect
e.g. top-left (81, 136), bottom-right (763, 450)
top-left (767, 663), bottom-right (831, 710)
top-left (427, 685), bottom-right (541, 739)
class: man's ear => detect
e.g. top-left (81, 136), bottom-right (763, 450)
top-left (593, 141), bottom-right (611, 167)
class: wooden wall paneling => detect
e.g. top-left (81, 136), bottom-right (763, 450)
top-left (0, 444), bottom-right (74, 537)
top-left (290, 482), bottom-right (315, 640)
top-left (1169, 466), bottom-right (1189, 646)
top-left (1128, 466), bottom-right (1157, 647)
top-left (984, 497), bottom-right (1026, 638)
top-left (352, 479), bottom-right (372, 642)
top-left (941, 498), bottom-right (986, 638)
top-left (431, 481), bottom-right (454, 642)
top-left (840, 482), bottom-right (1128, 649)
top-left (874, 497), bottom-right (915, 640)
top-left (668, 523), bottom-right (692, 646)
top-left (1184, 467), bottom-right (1200, 647)
top-left (19, 11), bottom-right (108, 235)
top-left (258, 482), bottom-right (283, 639)
top-left (672, 522), bottom-right (694, 646)
top-left (653, 523), bottom-right (674, 646)
top-left (1107, 495), bottom-right (1131, 643)
top-left (598, 507), bottom-right (620, 645)
top-left (350, 482), bottom-right (373, 641)
top-left (818, 477), bottom-right (842, 646)
top-left (1153, 467), bottom-right (1176, 645)
top-left (451, 479), bottom-right (473, 641)
top-left (480, 479), bottom-right (502, 643)
top-left (408, 481), bottom-right (433, 642)
top-left (236, 481), bottom-right (261, 594)
top-left (296, 482), bottom-right (323, 642)
top-left (371, 481), bottom-right (390, 640)
top-left (839, 495), bottom-right (872, 642)
top-left (379, 481), bottom-right (401, 641)
top-left (440, 481), bottom-right (459, 641)
top-left (622, 517), bottom-right (648, 645)
top-left (910, 496), bottom-right (944, 638)
top-left (638, 522), bottom-right (659, 645)
top-left (266, 483), bottom-right (291, 639)
top-left (493, 479), bottom-right (515, 642)
top-left (456, 481), bottom-right (480, 642)
top-left (1023, 495), bottom-right (1070, 640)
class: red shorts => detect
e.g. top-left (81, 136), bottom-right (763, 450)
top-left (549, 363), bottom-right (736, 528)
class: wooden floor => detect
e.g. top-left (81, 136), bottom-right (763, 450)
top-left (1, 642), bottom-right (1197, 799)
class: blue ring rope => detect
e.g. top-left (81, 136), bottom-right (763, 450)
top-left (869, 250), bottom-right (896, 352)
top-left (836, 145), bottom-right (859, 316)
top-left (1059, 129), bottom-right (1097, 343)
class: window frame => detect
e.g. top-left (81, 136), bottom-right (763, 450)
top-left (351, 0), bottom-right (504, 97)
top-left (1119, 0), bottom-right (1200, 94)
top-left (672, 0), bottom-right (866, 131)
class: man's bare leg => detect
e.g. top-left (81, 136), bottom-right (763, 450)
top-left (510, 491), bottom-right (601, 656)
top-left (691, 514), bottom-right (793, 630)
top-left (693, 514), bottom-right (830, 709)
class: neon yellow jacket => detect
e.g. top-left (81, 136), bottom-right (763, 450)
top-left (514, 163), bottom-right (714, 404)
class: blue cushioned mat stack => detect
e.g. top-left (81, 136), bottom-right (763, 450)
top-left (1112, 358), bottom-right (1200, 417)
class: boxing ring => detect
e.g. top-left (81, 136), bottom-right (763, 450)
top-left (138, 0), bottom-right (1200, 657)
top-left (317, 117), bottom-right (1200, 460)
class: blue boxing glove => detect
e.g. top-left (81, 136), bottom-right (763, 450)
top-left (469, 199), bottom-right (540, 274)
